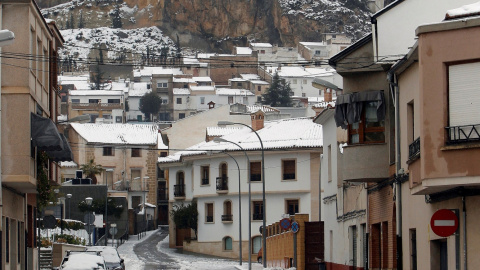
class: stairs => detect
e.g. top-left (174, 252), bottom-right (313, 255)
top-left (39, 249), bottom-right (53, 270)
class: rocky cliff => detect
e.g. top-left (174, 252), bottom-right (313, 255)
top-left (41, 0), bottom-right (371, 53)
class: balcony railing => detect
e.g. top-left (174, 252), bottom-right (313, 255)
top-left (206, 216), bottom-right (213, 222)
top-left (253, 213), bottom-right (263, 221)
top-left (221, 215), bottom-right (233, 222)
top-left (408, 137), bottom-right (420, 161)
top-left (174, 184), bottom-right (185, 198)
top-left (71, 103), bottom-right (123, 110)
top-left (201, 178), bottom-right (209, 185)
top-left (446, 124), bottom-right (480, 144)
top-left (216, 177), bottom-right (228, 192)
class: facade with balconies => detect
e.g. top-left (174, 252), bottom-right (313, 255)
top-left (68, 90), bottom-right (124, 123)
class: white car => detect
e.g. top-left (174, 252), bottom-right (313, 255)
top-left (85, 246), bottom-right (125, 270)
top-left (56, 251), bottom-right (106, 270)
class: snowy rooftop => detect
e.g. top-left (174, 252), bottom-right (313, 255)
top-left (159, 117), bottom-right (322, 163)
top-left (229, 78), bottom-right (247, 82)
top-left (69, 90), bottom-right (124, 96)
top-left (152, 68), bottom-right (183, 76)
top-left (236, 47), bottom-right (253, 55)
top-left (173, 78), bottom-right (195, 83)
top-left (216, 89), bottom-right (254, 96)
top-left (193, 77), bottom-right (212, 82)
top-left (299, 41), bottom-right (327, 47)
top-left (250, 43), bottom-right (273, 48)
top-left (190, 86), bottom-right (215, 91)
top-left (446, 1), bottom-right (480, 19)
top-left (246, 105), bottom-right (280, 113)
top-left (59, 74), bottom-right (90, 90)
top-left (173, 88), bottom-right (190, 95)
top-left (129, 83), bottom-right (151, 97)
top-left (266, 66), bottom-right (334, 78)
top-left (60, 161), bottom-right (78, 168)
top-left (158, 135), bottom-right (168, 150)
top-left (250, 80), bottom-right (269, 85)
top-left (240, 74), bottom-right (261, 80)
top-left (313, 101), bottom-right (336, 108)
top-left (70, 123), bottom-right (158, 145)
top-left (206, 126), bottom-right (245, 137)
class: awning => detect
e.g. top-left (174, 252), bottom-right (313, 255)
top-left (334, 90), bottom-right (385, 129)
top-left (31, 113), bottom-right (64, 151)
top-left (312, 77), bottom-right (341, 91)
top-left (46, 134), bottom-right (74, 162)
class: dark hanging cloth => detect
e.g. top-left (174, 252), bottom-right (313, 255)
top-left (334, 90), bottom-right (385, 129)
top-left (46, 134), bottom-right (74, 162)
top-left (31, 113), bottom-right (64, 151)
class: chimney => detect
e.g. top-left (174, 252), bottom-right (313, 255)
top-left (251, 110), bottom-right (265, 131)
top-left (324, 88), bottom-right (333, 102)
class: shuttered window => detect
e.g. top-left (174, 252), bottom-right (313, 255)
top-left (282, 160), bottom-right (296, 180)
top-left (250, 161), bottom-right (261, 182)
top-left (448, 62), bottom-right (480, 141)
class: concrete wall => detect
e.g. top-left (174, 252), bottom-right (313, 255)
top-left (52, 243), bottom-right (85, 268)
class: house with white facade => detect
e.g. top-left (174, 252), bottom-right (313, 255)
top-left (68, 89), bottom-right (125, 123)
top-left (126, 82), bottom-right (151, 122)
top-left (159, 113), bottom-right (322, 261)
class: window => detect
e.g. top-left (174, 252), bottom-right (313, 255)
top-left (108, 99), bottom-right (120, 103)
top-left (282, 160), bottom-right (296, 180)
top-left (286, 199), bottom-right (299, 215)
top-left (116, 116), bottom-right (122, 123)
top-left (200, 97), bottom-right (205, 104)
top-left (303, 79), bottom-right (307, 84)
top-left (252, 236), bottom-right (262, 254)
top-left (157, 82), bottom-right (168, 88)
top-left (131, 148), bottom-right (141, 157)
top-left (250, 161), bottom-right (261, 181)
top-left (179, 113), bottom-right (185, 119)
top-left (6, 217), bottom-right (9, 263)
top-left (201, 166), bottom-right (209, 185)
top-left (176, 98), bottom-right (182, 104)
top-left (223, 236), bottom-right (233, 250)
top-left (71, 99), bottom-right (80, 103)
top-left (252, 201), bottom-right (263, 220)
top-left (315, 50), bottom-right (321, 55)
top-left (174, 171), bottom-right (185, 197)
top-left (410, 229), bottom-right (417, 270)
top-left (222, 201), bottom-right (232, 222)
top-left (348, 101), bottom-right (385, 144)
top-left (103, 147), bottom-right (114, 156)
top-left (205, 203), bottom-right (214, 223)
top-left (302, 93), bottom-right (306, 97)
top-left (228, 96), bottom-right (234, 104)
top-left (131, 169), bottom-right (141, 189)
top-left (447, 62), bottom-right (480, 142)
top-left (162, 99), bottom-right (168, 104)
top-left (260, 50), bottom-right (265, 54)
top-left (257, 86), bottom-right (261, 92)
top-left (237, 82), bottom-right (242, 87)
top-left (89, 99), bottom-right (101, 103)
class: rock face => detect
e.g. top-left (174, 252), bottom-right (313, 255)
top-left (40, 0), bottom-right (371, 53)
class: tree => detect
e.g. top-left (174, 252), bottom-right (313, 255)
top-left (78, 13), bottom-right (85, 28)
top-left (170, 202), bottom-right (198, 238)
top-left (139, 91), bottom-right (162, 121)
top-left (112, 5), bottom-right (123, 28)
top-left (69, 12), bottom-right (75, 29)
top-left (80, 159), bottom-right (104, 184)
top-left (262, 72), bottom-right (293, 107)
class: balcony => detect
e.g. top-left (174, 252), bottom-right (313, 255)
top-left (216, 177), bottom-right (228, 194)
top-left (71, 102), bottom-right (123, 110)
top-left (342, 143), bottom-right (389, 182)
top-left (446, 124), bottom-right (480, 144)
top-left (174, 184), bottom-right (185, 199)
top-left (222, 215), bottom-right (233, 222)
top-left (408, 137), bottom-right (420, 162)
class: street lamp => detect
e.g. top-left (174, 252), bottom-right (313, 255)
top-left (85, 197), bottom-right (93, 246)
top-left (143, 176), bottom-right (149, 232)
top-left (213, 137), bottom-right (251, 268)
top-left (54, 189), bottom-right (64, 236)
top-left (217, 121), bottom-right (266, 268)
top-left (66, 194), bottom-right (72, 219)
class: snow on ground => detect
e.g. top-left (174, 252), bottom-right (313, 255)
top-left (117, 229), bottom-right (293, 270)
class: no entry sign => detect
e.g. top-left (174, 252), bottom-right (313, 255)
top-left (430, 209), bottom-right (458, 237)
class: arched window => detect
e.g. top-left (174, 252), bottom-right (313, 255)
top-left (219, 162), bottom-right (228, 178)
top-left (223, 236), bottom-right (233, 251)
top-left (174, 171), bottom-right (185, 197)
top-left (176, 171), bottom-right (185, 185)
top-left (222, 201), bottom-right (232, 222)
top-left (252, 236), bottom-right (262, 254)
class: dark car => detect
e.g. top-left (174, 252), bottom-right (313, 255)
top-left (85, 246), bottom-right (125, 270)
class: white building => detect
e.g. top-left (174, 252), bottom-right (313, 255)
top-left (159, 113), bottom-right (323, 260)
top-left (126, 82), bottom-right (151, 122)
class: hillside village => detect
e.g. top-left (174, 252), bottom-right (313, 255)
top-left (2, 0), bottom-right (480, 270)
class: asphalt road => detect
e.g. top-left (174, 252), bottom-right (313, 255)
top-left (133, 229), bottom-right (180, 270)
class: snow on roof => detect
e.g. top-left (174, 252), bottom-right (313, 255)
top-left (159, 117), bottom-right (322, 163)
top-left (193, 77), bottom-right (212, 82)
top-left (240, 74), bottom-right (261, 80)
top-left (313, 101), bottom-right (336, 108)
top-left (70, 123), bottom-right (158, 145)
top-left (69, 90), bottom-right (124, 96)
top-left (229, 78), bottom-right (246, 82)
top-left (216, 89), bottom-right (254, 96)
top-left (58, 114), bottom-right (68, 122)
top-left (62, 253), bottom-right (105, 269)
top-left (190, 86), bottom-right (215, 91)
top-left (206, 126), bottom-right (245, 137)
top-left (250, 80), bottom-right (269, 85)
top-left (129, 83), bottom-right (151, 97)
top-left (60, 161), bottom-right (78, 168)
top-left (173, 78), bottom-right (195, 83)
top-left (250, 43), bottom-right (273, 48)
top-left (236, 47), bottom-right (253, 55)
top-left (446, 2), bottom-right (480, 19)
top-left (144, 202), bottom-right (156, 208)
top-left (173, 88), bottom-right (190, 95)
top-left (196, 53), bottom-right (216, 59)
top-left (152, 68), bottom-right (183, 75)
top-left (183, 57), bottom-right (201, 65)
top-left (246, 105), bottom-right (280, 113)
top-left (299, 41), bottom-right (327, 47)
top-left (59, 74), bottom-right (90, 90)
top-left (158, 135), bottom-right (168, 150)
top-left (267, 66), bottom-right (334, 78)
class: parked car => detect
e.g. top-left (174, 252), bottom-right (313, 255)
top-left (56, 251), bottom-right (106, 270)
top-left (257, 247), bottom-right (263, 264)
top-left (86, 246), bottom-right (125, 270)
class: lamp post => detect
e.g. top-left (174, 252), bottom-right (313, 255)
top-left (54, 189), bottom-right (64, 236)
top-left (213, 137), bottom-right (250, 268)
top-left (143, 176), bottom-right (149, 233)
top-left (85, 197), bottom-right (93, 246)
top-left (66, 194), bottom-right (72, 219)
top-left (217, 121), bottom-right (266, 268)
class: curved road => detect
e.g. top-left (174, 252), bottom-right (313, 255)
top-left (133, 229), bottom-right (180, 270)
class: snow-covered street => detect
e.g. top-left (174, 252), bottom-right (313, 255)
top-left (117, 228), bottom-right (266, 270)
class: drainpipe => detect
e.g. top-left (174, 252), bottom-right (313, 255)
top-left (463, 196), bottom-right (467, 270)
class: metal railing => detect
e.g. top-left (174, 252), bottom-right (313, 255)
top-left (408, 137), bottom-right (420, 160)
top-left (221, 214), bottom-right (233, 221)
top-left (201, 178), bottom-right (209, 185)
top-left (174, 184), bottom-right (185, 197)
top-left (206, 216), bottom-right (213, 222)
top-left (446, 124), bottom-right (480, 144)
top-left (216, 177), bottom-right (228, 192)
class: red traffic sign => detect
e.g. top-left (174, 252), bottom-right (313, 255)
top-left (280, 218), bottom-right (292, 231)
top-left (430, 209), bottom-right (458, 237)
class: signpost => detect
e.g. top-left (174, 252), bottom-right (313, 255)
top-left (280, 218), bottom-right (292, 231)
top-left (430, 209), bottom-right (459, 237)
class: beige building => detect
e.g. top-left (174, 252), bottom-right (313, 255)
top-left (393, 9), bottom-right (480, 270)
top-left (67, 123), bottom-right (159, 229)
top-left (1, 1), bottom-right (69, 269)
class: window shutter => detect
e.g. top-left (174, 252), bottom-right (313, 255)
top-left (449, 62), bottom-right (480, 127)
